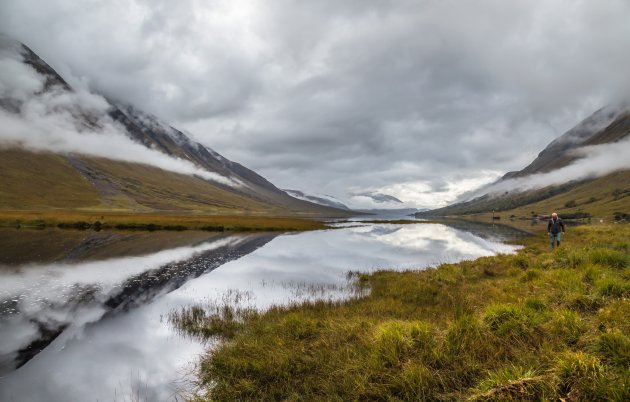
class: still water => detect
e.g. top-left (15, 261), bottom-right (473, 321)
top-left (0, 222), bottom-right (522, 401)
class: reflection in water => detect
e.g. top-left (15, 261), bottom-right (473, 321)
top-left (0, 228), bottom-right (228, 265)
top-left (0, 234), bottom-right (277, 372)
top-left (432, 219), bottom-right (534, 241)
top-left (0, 223), bottom-right (518, 402)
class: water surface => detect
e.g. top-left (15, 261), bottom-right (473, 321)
top-left (0, 222), bottom-right (520, 401)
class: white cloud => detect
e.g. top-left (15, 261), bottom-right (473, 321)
top-left (0, 48), bottom-right (242, 187)
top-left (479, 138), bottom-right (630, 196)
top-left (355, 172), bottom-right (502, 209)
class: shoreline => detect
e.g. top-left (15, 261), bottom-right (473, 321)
top-left (0, 210), bottom-right (333, 232)
top-left (172, 223), bottom-right (629, 401)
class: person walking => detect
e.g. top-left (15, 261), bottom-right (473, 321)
top-left (547, 212), bottom-right (565, 250)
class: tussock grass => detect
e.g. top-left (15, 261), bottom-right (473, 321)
top-left (174, 224), bottom-right (630, 401)
top-left (0, 210), bottom-right (328, 232)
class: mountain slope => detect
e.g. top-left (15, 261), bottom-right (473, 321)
top-left (0, 36), bottom-right (351, 218)
top-left (419, 106), bottom-right (630, 218)
top-left (283, 189), bottom-right (350, 210)
top-left (503, 105), bottom-right (630, 179)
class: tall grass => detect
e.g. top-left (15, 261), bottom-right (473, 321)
top-left (173, 224), bottom-right (630, 401)
top-left (0, 210), bottom-right (329, 232)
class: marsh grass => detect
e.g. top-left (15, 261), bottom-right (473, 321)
top-left (169, 289), bottom-right (257, 340)
top-left (172, 224), bottom-right (630, 401)
top-left (0, 210), bottom-right (329, 232)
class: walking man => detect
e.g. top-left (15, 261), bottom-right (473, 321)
top-left (547, 212), bottom-right (565, 250)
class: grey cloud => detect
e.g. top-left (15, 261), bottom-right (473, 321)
top-left (2, 0), bottom-right (629, 208)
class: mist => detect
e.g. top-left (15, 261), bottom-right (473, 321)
top-left (465, 137), bottom-right (630, 200)
top-left (0, 44), bottom-right (241, 187)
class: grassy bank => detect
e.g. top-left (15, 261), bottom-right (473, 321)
top-left (0, 210), bottom-right (329, 232)
top-left (173, 224), bottom-right (629, 401)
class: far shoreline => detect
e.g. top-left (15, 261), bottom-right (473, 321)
top-left (0, 209), bottom-right (337, 232)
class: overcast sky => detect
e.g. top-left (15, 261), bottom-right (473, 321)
top-left (2, 0), bottom-right (629, 209)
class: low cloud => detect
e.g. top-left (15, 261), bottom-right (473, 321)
top-left (465, 137), bottom-right (630, 199)
top-left (0, 45), bottom-right (240, 187)
top-left (373, 173), bottom-right (503, 209)
top-left (348, 191), bottom-right (405, 209)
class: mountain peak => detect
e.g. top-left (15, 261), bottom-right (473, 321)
top-left (503, 103), bottom-right (630, 179)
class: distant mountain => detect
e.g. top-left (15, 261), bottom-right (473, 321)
top-left (356, 208), bottom-right (428, 216)
top-left (419, 105), bottom-right (630, 218)
top-left (0, 36), bottom-right (351, 217)
top-left (354, 192), bottom-right (403, 204)
top-left (502, 104), bottom-right (630, 179)
top-left (283, 189), bottom-right (350, 210)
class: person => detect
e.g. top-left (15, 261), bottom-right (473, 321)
top-left (547, 212), bottom-right (565, 250)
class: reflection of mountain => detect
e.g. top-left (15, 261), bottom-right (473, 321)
top-left (435, 219), bottom-right (532, 241)
top-left (0, 233), bottom-right (277, 373)
top-left (0, 228), bottom-right (228, 265)
top-left (103, 234), bottom-right (276, 311)
top-left (283, 189), bottom-right (350, 210)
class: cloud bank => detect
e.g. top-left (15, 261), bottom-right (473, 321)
top-left (470, 137), bottom-right (630, 199)
top-left (0, 44), bottom-right (240, 187)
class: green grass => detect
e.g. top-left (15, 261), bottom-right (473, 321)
top-left (172, 224), bottom-right (630, 401)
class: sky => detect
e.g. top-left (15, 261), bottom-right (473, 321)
top-left (1, 0), bottom-right (630, 209)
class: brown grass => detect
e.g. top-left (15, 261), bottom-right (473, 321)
top-left (0, 210), bottom-right (328, 232)
top-left (173, 223), bottom-right (630, 401)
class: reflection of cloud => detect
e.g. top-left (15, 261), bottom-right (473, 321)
top-left (0, 236), bottom-right (241, 373)
top-left (0, 237), bottom-right (240, 297)
top-left (355, 223), bottom-right (516, 260)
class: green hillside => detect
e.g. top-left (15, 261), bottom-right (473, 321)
top-left (0, 148), bottom-right (354, 231)
top-left (0, 148), bottom-right (350, 217)
top-left (0, 149), bottom-right (101, 209)
top-left (494, 170), bottom-right (630, 221)
top-left (421, 170), bottom-right (630, 221)
top-left (420, 106), bottom-right (630, 221)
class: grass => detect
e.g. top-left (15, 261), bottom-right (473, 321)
top-left (172, 223), bottom-right (630, 401)
top-left (0, 210), bottom-right (329, 232)
top-left (421, 170), bottom-right (630, 222)
top-left (0, 149), bottom-right (101, 209)
top-left (0, 148), bottom-right (352, 233)
top-left (0, 149), bottom-right (353, 219)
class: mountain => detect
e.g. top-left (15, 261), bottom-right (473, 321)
top-left (283, 189), bottom-right (350, 210)
top-left (0, 36), bottom-right (352, 218)
top-left (355, 192), bottom-right (404, 204)
top-left (419, 105), bottom-right (630, 218)
top-left (356, 208), bottom-right (428, 217)
top-left (502, 104), bottom-right (630, 179)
